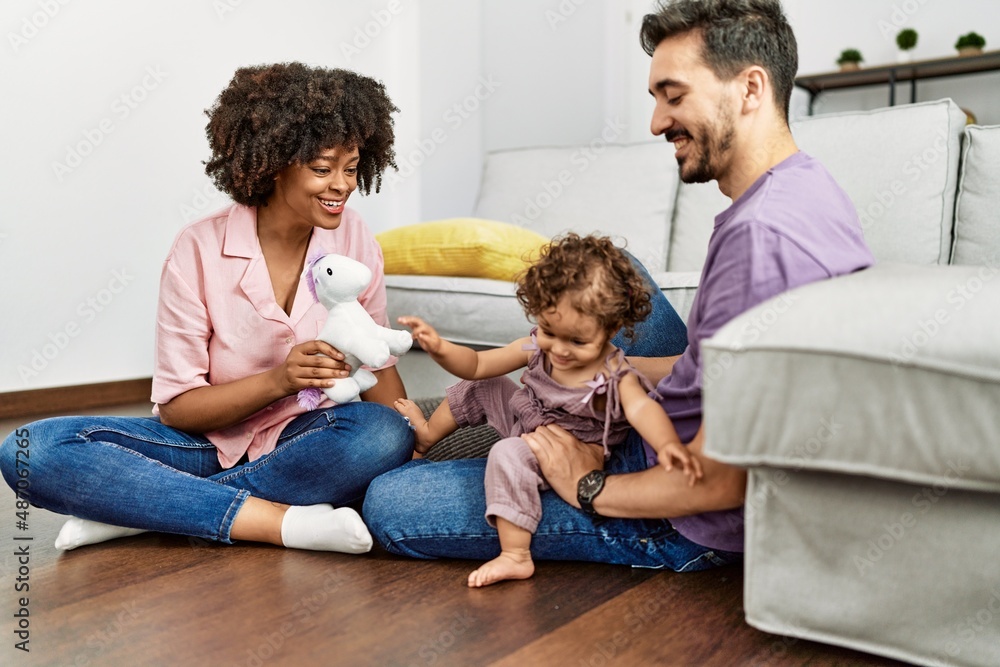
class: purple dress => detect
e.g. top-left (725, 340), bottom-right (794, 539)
top-left (446, 335), bottom-right (651, 533)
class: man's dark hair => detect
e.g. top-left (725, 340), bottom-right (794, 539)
top-left (639, 0), bottom-right (798, 123)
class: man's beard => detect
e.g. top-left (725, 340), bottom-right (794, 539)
top-left (677, 104), bottom-right (735, 184)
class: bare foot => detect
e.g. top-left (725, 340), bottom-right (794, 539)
top-left (393, 398), bottom-right (436, 454)
top-left (467, 549), bottom-right (535, 587)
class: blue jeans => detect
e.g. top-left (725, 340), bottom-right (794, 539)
top-left (363, 268), bottom-right (742, 571)
top-left (364, 432), bottom-right (741, 571)
top-left (611, 250), bottom-right (689, 357)
top-left (0, 402), bottom-right (413, 544)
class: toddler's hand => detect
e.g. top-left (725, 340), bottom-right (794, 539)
top-left (397, 316), bottom-right (443, 355)
top-left (657, 441), bottom-right (704, 486)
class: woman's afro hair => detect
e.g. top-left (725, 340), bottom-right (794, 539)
top-left (204, 62), bottom-right (398, 206)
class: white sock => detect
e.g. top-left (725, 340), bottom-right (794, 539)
top-left (54, 517), bottom-right (147, 551)
top-left (280, 504), bottom-right (373, 554)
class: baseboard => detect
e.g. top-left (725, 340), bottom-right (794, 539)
top-left (0, 378), bottom-right (152, 420)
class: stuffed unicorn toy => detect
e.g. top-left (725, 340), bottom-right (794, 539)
top-left (297, 253), bottom-right (412, 409)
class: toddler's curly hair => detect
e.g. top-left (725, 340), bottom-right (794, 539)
top-left (204, 62), bottom-right (398, 206)
top-left (516, 233), bottom-right (652, 340)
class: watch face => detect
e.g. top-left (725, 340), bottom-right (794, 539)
top-left (579, 471), bottom-right (605, 499)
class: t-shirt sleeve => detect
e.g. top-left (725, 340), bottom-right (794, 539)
top-left (696, 221), bottom-right (817, 343)
top-left (151, 254), bottom-right (212, 405)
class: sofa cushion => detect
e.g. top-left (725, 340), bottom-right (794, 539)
top-left (376, 218), bottom-right (548, 282)
top-left (702, 262), bottom-right (1000, 491)
top-left (384, 275), bottom-right (529, 348)
top-left (473, 142), bottom-right (678, 271)
top-left (384, 271), bottom-right (701, 349)
top-left (668, 100), bottom-right (967, 271)
top-left (667, 182), bottom-right (730, 271)
top-left (792, 99), bottom-right (965, 265)
top-left (952, 124), bottom-right (1000, 266)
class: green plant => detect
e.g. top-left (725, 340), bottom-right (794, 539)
top-left (955, 32), bottom-right (986, 50)
top-left (836, 48), bottom-right (863, 65)
top-left (896, 28), bottom-right (918, 51)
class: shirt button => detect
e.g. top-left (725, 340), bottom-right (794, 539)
top-left (285, 337), bottom-right (293, 344)
top-left (246, 433), bottom-right (253, 439)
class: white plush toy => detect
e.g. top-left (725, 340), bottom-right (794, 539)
top-left (297, 253), bottom-right (412, 409)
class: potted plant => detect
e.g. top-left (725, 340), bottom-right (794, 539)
top-left (836, 48), bottom-right (863, 71)
top-left (955, 32), bottom-right (986, 56)
top-left (896, 28), bottom-right (918, 62)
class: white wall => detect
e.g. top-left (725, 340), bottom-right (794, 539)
top-left (0, 0), bottom-right (421, 393)
top-left (3, 0), bottom-right (998, 393)
top-left (786, 0), bottom-right (1000, 122)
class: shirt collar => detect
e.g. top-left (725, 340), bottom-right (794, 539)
top-left (222, 204), bottom-right (261, 259)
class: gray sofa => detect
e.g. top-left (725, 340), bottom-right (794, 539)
top-left (384, 99), bottom-right (1000, 666)
top-left (702, 114), bottom-right (1000, 667)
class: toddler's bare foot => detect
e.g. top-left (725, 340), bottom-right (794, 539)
top-left (467, 549), bottom-right (535, 587)
top-left (393, 398), bottom-right (436, 454)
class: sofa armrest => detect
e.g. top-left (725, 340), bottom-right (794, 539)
top-left (701, 262), bottom-right (1000, 491)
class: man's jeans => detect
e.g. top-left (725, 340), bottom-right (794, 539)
top-left (364, 431), bottom-right (741, 571)
top-left (363, 260), bottom-right (743, 571)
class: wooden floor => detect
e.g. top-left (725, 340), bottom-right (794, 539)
top-left (0, 407), bottom-right (913, 666)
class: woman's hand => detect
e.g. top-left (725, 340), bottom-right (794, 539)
top-left (397, 316), bottom-right (443, 355)
top-left (272, 340), bottom-right (351, 396)
top-left (523, 424), bottom-right (604, 508)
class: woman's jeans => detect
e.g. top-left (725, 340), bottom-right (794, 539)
top-left (0, 402), bottom-right (413, 543)
top-left (363, 259), bottom-right (743, 572)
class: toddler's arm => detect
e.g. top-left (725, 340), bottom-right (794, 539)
top-left (618, 373), bottom-right (703, 485)
top-left (397, 316), bottom-right (531, 380)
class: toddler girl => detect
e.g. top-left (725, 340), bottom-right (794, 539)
top-left (393, 233), bottom-right (702, 587)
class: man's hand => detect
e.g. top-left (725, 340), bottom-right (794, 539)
top-left (523, 424), bottom-right (604, 508)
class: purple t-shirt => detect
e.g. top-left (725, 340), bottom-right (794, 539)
top-left (649, 151), bottom-right (875, 552)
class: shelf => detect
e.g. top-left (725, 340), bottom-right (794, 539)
top-left (795, 49), bottom-right (1000, 114)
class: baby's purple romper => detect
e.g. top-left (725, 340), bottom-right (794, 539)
top-left (445, 339), bottom-right (649, 533)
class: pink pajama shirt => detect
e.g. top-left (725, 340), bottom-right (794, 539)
top-left (151, 204), bottom-right (394, 468)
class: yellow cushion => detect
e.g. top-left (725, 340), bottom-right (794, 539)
top-left (376, 218), bottom-right (549, 282)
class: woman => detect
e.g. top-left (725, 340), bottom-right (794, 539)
top-left (0, 63), bottom-right (412, 553)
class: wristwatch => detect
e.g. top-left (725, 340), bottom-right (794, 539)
top-left (577, 469), bottom-right (607, 518)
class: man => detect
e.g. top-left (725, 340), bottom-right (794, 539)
top-left (363, 0), bottom-right (873, 573)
